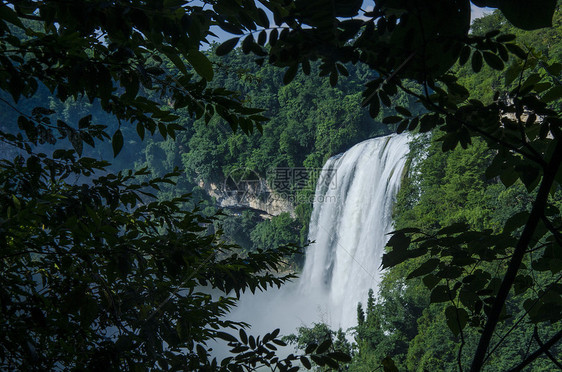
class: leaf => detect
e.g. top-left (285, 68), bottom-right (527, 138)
top-left (506, 43), bottom-right (527, 59)
top-left (330, 71), bottom-right (338, 87)
top-left (459, 287), bottom-right (480, 308)
top-left (271, 338), bottom-right (287, 346)
top-left (496, 33), bottom-right (516, 42)
top-left (382, 116), bottom-right (402, 124)
top-left (438, 223), bottom-right (469, 235)
top-left (430, 285), bottom-right (451, 303)
top-left (221, 357), bottom-right (233, 367)
top-left (242, 34), bottom-right (254, 54)
top-left (483, 51), bottom-right (504, 70)
top-left (423, 274), bottom-right (441, 290)
top-left (542, 85), bottom-right (562, 102)
top-left (500, 168), bottom-right (519, 187)
top-left (497, 43), bottom-right (509, 61)
top-left (505, 63), bottom-right (523, 85)
top-left (69, 130), bottom-right (83, 156)
top-left (471, 51), bottom-right (483, 73)
top-left (408, 117), bottom-right (419, 131)
top-left (382, 232), bottom-right (411, 269)
top-left (316, 338), bottom-right (332, 354)
top-left (158, 122), bottom-right (167, 139)
top-left (336, 63), bottom-right (349, 77)
top-left (485, 30), bottom-right (501, 38)
top-left (300, 356), bottom-right (312, 369)
top-left (251, 7), bottom-right (267, 27)
top-left (187, 50), bottom-right (214, 81)
top-left (378, 90), bottom-right (391, 107)
top-left (0, 4), bottom-right (24, 29)
top-left (136, 123), bottom-right (145, 140)
top-left (164, 48), bottom-right (187, 75)
top-left (327, 351), bottom-right (352, 362)
top-left (333, 0), bottom-right (362, 17)
top-left (264, 342), bottom-right (277, 350)
top-left (26, 156), bottom-right (41, 175)
top-left (310, 355), bottom-right (324, 366)
top-left (441, 132), bottom-right (459, 152)
top-left (215, 332), bottom-right (238, 343)
top-left (112, 129), bottom-right (124, 157)
top-left (368, 98), bottom-right (380, 118)
top-left (216, 38), bottom-right (239, 56)
top-left (445, 306), bottom-right (468, 337)
top-left (498, 0), bottom-right (556, 31)
top-left (382, 356), bottom-right (399, 372)
top-left (420, 114), bottom-right (439, 132)
top-left (283, 64), bottom-right (298, 85)
top-left (239, 328), bottom-right (248, 344)
top-left (395, 106), bottom-right (412, 117)
top-left (258, 30), bottom-right (267, 46)
top-left (407, 258), bottom-right (440, 279)
top-left (546, 62), bottom-right (562, 76)
top-left (196, 344), bottom-right (207, 359)
top-left (503, 211), bottom-right (529, 233)
top-left (459, 45), bottom-right (471, 66)
top-left (80, 132), bottom-right (94, 148)
top-left (269, 28), bottom-right (278, 46)
top-left (78, 115), bottom-right (92, 129)
top-left (397, 119), bottom-right (409, 133)
top-left (305, 343), bottom-right (317, 354)
top-left (230, 345), bottom-right (249, 353)
top-left (514, 275), bottom-right (533, 295)
top-left (324, 357), bottom-right (339, 369)
top-left (301, 59), bottom-right (311, 75)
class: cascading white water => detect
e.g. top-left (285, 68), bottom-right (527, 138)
top-left (298, 133), bottom-right (410, 331)
top-left (220, 134), bottom-right (410, 351)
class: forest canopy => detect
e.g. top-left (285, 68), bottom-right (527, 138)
top-left (1, 0), bottom-right (562, 371)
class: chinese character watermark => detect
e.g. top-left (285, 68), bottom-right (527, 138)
top-left (267, 167), bottom-right (337, 195)
top-left (223, 167), bottom-right (338, 205)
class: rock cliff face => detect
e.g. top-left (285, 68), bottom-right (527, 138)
top-left (199, 180), bottom-right (295, 218)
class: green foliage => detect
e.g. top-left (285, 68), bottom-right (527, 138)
top-left (0, 154), bottom-right (304, 369)
top-left (230, 1), bottom-right (562, 370)
top-left (4, 0), bottom-right (562, 370)
top-left (284, 323), bottom-right (353, 370)
top-left (142, 52), bottom-right (391, 267)
top-left (251, 213), bottom-right (300, 250)
top-left (178, 51), bottom-right (386, 181)
top-left (372, 8), bottom-right (562, 367)
top-left (0, 1), bottom-right (348, 370)
top-left (219, 210), bottom-right (260, 251)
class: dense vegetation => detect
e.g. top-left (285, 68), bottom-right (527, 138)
top-left (0, 1), bottom-right (356, 370)
top-left (135, 53), bottom-right (396, 260)
top-left (349, 8), bottom-right (562, 371)
top-left (283, 4), bottom-right (562, 371)
top-left (2, 0), bottom-right (562, 370)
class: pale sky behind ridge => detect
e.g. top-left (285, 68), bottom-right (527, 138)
top-left (205, 2), bottom-right (495, 45)
top-left (471, 4), bottom-right (494, 22)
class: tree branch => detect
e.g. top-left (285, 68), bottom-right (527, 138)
top-left (470, 137), bottom-right (562, 371)
top-left (507, 329), bottom-right (562, 371)
top-left (483, 272), bottom-right (562, 363)
top-left (394, 81), bottom-right (547, 167)
top-left (533, 326), bottom-right (562, 369)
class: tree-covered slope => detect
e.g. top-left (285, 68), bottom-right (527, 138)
top-left (133, 51), bottom-right (408, 260)
top-left (348, 7), bottom-right (562, 371)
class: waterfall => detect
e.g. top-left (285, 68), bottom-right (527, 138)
top-left (219, 134), bottom-right (410, 353)
top-left (298, 133), bottom-right (410, 330)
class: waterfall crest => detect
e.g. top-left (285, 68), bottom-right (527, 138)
top-left (299, 133), bottom-right (410, 330)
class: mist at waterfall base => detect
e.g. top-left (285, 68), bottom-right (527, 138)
top-left (213, 134), bottom-right (410, 356)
